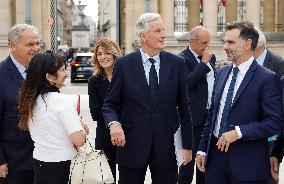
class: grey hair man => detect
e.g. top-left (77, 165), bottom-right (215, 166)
top-left (253, 29), bottom-right (284, 184)
top-left (0, 24), bottom-right (40, 184)
top-left (178, 26), bottom-right (216, 184)
top-left (103, 13), bottom-right (193, 184)
top-left (253, 28), bottom-right (284, 76)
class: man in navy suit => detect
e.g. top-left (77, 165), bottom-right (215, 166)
top-left (178, 26), bottom-right (216, 184)
top-left (0, 24), bottom-right (40, 184)
top-left (196, 22), bottom-right (284, 184)
top-left (103, 13), bottom-right (193, 184)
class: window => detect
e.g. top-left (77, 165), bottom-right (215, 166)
top-left (174, 0), bottom-right (188, 32)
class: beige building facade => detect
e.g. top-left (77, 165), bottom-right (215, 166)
top-left (0, 0), bottom-right (77, 59)
top-left (0, 0), bottom-right (54, 59)
top-left (98, 0), bottom-right (284, 62)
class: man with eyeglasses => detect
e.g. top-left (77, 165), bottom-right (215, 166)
top-left (0, 24), bottom-right (40, 184)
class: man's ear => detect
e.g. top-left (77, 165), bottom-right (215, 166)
top-left (245, 39), bottom-right (253, 51)
top-left (140, 32), bottom-right (146, 42)
top-left (9, 42), bottom-right (16, 52)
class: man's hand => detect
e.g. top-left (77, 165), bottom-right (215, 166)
top-left (217, 130), bottom-right (238, 152)
top-left (201, 49), bottom-right (213, 64)
top-left (0, 163), bottom-right (8, 178)
top-left (109, 122), bottom-right (126, 147)
top-left (270, 157), bottom-right (279, 181)
top-left (181, 149), bottom-right (192, 165)
top-left (196, 154), bottom-right (205, 172)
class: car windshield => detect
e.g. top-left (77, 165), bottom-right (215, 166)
top-left (76, 56), bottom-right (91, 62)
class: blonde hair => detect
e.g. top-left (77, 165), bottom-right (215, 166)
top-left (92, 37), bottom-right (122, 76)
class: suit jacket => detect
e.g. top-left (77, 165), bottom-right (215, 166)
top-left (88, 74), bottom-right (115, 150)
top-left (0, 56), bottom-right (34, 171)
top-left (263, 49), bottom-right (284, 76)
top-left (270, 76), bottom-right (284, 163)
top-left (179, 47), bottom-right (216, 126)
top-left (103, 50), bottom-right (193, 169)
top-left (198, 60), bottom-right (284, 181)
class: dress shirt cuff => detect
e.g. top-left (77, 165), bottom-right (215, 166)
top-left (235, 126), bottom-right (242, 139)
top-left (108, 121), bottom-right (121, 127)
top-left (197, 151), bottom-right (206, 157)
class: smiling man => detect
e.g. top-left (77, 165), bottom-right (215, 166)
top-left (0, 24), bottom-right (40, 184)
top-left (103, 13), bottom-right (193, 184)
top-left (195, 21), bottom-right (284, 184)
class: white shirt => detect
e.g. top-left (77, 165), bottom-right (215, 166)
top-left (10, 54), bottom-right (27, 79)
top-left (140, 48), bottom-right (160, 84)
top-left (255, 48), bottom-right (267, 66)
top-left (197, 57), bottom-right (254, 157)
top-left (188, 47), bottom-right (215, 109)
top-left (28, 92), bottom-right (83, 162)
top-left (213, 57), bottom-right (254, 137)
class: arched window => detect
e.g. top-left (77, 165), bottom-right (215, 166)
top-left (174, 0), bottom-right (188, 32)
top-left (237, 0), bottom-right (245, 21)
top-left (217, 0), bottom-right (225, 32)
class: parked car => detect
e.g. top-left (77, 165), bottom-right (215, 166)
top-left (70, 52), bottom-right (94, 83)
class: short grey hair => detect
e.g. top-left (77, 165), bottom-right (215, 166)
top-left (8, 24), bottom-right (39, 45)
top-left (189, 26), bottom-right (208, 42)
top-left (255, 27), bottom-right (266, 48)
top-left (134, 13), bottom-right (161, 41)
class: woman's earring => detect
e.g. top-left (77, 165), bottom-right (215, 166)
top-left (49, 80), bottom-right (56, 85)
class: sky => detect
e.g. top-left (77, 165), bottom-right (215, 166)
top-left (74, 0), bottom-right (98, 22)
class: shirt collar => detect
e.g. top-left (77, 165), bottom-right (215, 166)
top-left (140, 48), bottom-right (160, 64)
top-left (255, 48), bottom-right (267, 66)
top-left (232, 56), bottom-right (254, 75)
top-left (10, 54), bottom-right (27, 74)
top-left (188, 46), bottom-right (199, 59)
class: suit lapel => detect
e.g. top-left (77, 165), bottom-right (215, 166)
top-left (184, 47), bottom-right (198, 67)
top-left (232, 60), bottom-right (257, 106)
top-left (129, 51), bottom-right (153, 105)
top-left (153, 51), bottom-right (173, 109)
top-left (263, 50), bottom-right (271, 69)
top-left (6, 56), bottom-right (24, 86)
top-left (214, 65), bottom-right (232, 110)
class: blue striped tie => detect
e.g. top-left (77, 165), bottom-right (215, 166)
top-left (218, 67), bottom-right (239, 137)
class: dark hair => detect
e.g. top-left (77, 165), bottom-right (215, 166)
top-left (225, 21), bottom-right (259, 51)
top-left (18, 51), bottom-right (65, 131)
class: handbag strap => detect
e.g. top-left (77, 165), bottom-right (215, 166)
top-left (68, 137), bottom-right (106, 184)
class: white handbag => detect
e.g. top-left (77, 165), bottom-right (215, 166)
top-left (68, 137), bottom-right (114, 184)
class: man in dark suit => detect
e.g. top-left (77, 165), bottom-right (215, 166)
top-left (178, 26), bottom-right (216, 184)
top-left (253, 28), bottom-right (284, 76)
top-left (253, 28), bottom-right (284, 184)
top-left (103, 13), bottom-right (193, 184)
top-left (269, 77), bottom-right (284, 183)
top-left (196, 22), bottom-right (284, 184)
top-left (0, 24), bottom-right (40, 184)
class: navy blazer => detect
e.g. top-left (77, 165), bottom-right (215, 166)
top-left (103, 50), bottom-right (193, 169)
top-left (180, 47), bottom-right (216, 126)
top-left (0, 56), bottom-right (34, 171)
top-left (88, 74), bottom-right (115, 150)
top-left (198, 60), bottom-right (284, 181)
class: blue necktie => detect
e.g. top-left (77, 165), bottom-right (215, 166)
top-left (148, 58), bottom-right (158, 99)
top-left (218, 67), bottom-right (239, 137)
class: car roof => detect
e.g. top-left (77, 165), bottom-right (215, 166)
top-left (75, 52), bottom-right (94, 57)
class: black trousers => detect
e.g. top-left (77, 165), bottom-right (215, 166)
top-left (0, 169), bottom-right (33, 184)
top-left (178, 124), bottom-right (205, 184)
top-left (103, 147), bottom-right (117, 183)
top-left (118, 143), bottom-right (178, 184)
top-left (33, 159), bottom-right (71, 184)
